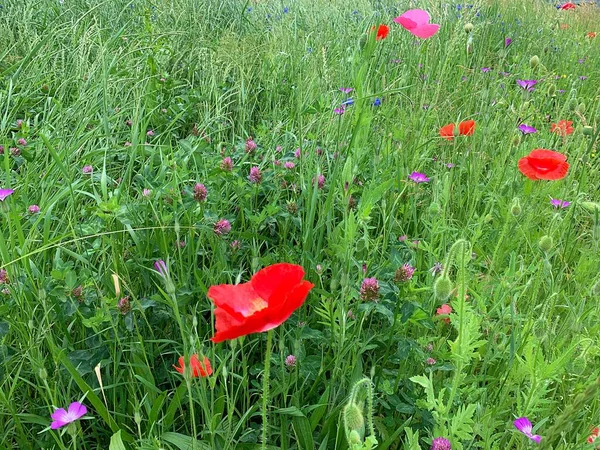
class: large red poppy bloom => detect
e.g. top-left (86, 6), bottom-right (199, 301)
top-left (559, 2), bottom-right (576, 9)
top-left (551, 120), bottom-right (574, 136)
top-left (439, 120), bottom-right (476, 140)
top-left (518, 149), bottom-right (569, 180)
top-left (208, 263), bottom-right (314, 343)
top-left (372, 24), bottom-right (390, 40)
top-left (174, 354), bottom-right (212, 377)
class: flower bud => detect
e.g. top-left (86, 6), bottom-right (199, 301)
top-left (511, 197), bottom-right (522, 216)
top-left (464, 23), bottom-right (474, 33)
top-left (547, 84), bottom-right (556, 97)
top-left (530, 55), bottom-right (540, 68)
top-left (434, 276), bottom-right (453, 301)
top-left (576, 103), bottom-right (585, 114)
top-left (569, 98), bottom-right (578, 111)
top-left (344, 403), bottom-right (365, 434)
top-left (539, 235), bottom-right (554, 253)
top-left (512, 135), bottom-right (522, 146)
top-left (429, 202), bottom-right (441, 215)
top-left (38, 367), bottom-right (48, 381)
top-left (583, 126), bottom-right (593, 136)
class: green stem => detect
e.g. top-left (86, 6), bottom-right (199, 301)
top-left (262, 330), bottom-right (274, 450)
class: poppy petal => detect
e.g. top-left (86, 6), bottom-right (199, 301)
top-left (396, 9), bottom-right (431, 26)
top-left (538, 161), bottom-right (569, 180)
top-left (529, 149), bottom-right (566, 161)
top-left (207, 283), bottom-right (266, 319)
top-left (394, 15), bottom-right (418, 29)
top-left (253, 280), bottom-right (315, 333)
top-left (412, 24), bottom-right (440, 39)
top-left (251, 263), bottom-right (305, 302)
top-left (518, 158), bottom-right (540, 180)
top-left (439, 123), bottom-right (455, 140)
top-left (459, 120), bottom-right (476, 136)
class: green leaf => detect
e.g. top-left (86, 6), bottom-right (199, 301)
top-left (292, 413), bottom-right (314, 450)
top-left (109, 430), bottom-right (127, 450)
top-left (161, 432), bottom-right (210, 450)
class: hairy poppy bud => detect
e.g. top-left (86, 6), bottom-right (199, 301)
top-left (592, 280), bottom-right (600, 296)
top-left (576, 103), bottom-right (585, 114)
top-left (429, 202), bottom-right (441, 215)
top-left (38, 367), bottom-right (48, 381)
top-left (583, 126), bottom-right (593, 136)
top-left (530, 55), bottom-right (540, 68)
top-left (513, 135), bottom-right (521, 146)
top-left (568, 98), bottom-right (578, 111)
top-left (511, 198), bottom-right (522, 216)
top-left (344, 403), bottom-right (365, 436)
top-left (464, 23), bottom-right (474, 33)
top-left (434, 276), bottom-right (453, 301)
top-left (547, 84), bottom-right (556, 97)
top-left (539, 235), bottom-right (554, 253)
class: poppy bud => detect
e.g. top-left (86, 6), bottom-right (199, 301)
top-left (539, 235), bottom-right (554, 253)
top-left (576, 103), bottom-right (585, 114)
top-left (330, 277), bottom-right (339, 292)
top-left (583, 126), bottom-right (593, 136)
top-left (38, 367), bottom-right (48, 381)
top-left (592, 280), bottom-right (600, 296)
top-left (511, 198), bottom-right (522, 216)
top-left (464, 23), bottom-right (474, 33)
top-left (134, 411), bottom-right (142, 426)
top-left (484, 213), bottom-right (493, 223)
top-left (569, 98), bottom-right (578, 111)
top-left (434, 276), bottom-right (453, 301)
top-left (348, 430), bottom-right (362, 445)
top-left (429, 202), bottom-right (441, 215)
top-left (512, 135), bottom-right (521, 146)
top-left (343, 403), bottom-right (365, 437)
top-left (530, 55), bottom-right (540, 68)
top-left (547, 84), bottom-right (556, 97)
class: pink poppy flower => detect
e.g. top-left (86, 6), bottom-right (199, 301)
top-left (393, 9), bottom-right (440, 39)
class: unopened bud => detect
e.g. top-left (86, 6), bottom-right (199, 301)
top-left (530, 55), bottom-right (540, 68)
top-left (513, 135), bottom-right (521, 146)
top-left (38, 368), bottom-right (48, 381)
top-left (576, 103), bottom-right (585, 114)
top-left (344, 403), bottom-right (365, 433)
top-left (583, 126), bottom-right (593, 136)
top-left (569, 98), bottom-right (578, 111)
top-left (134, 411), bottom-right (142, 425)
top-left (464, 23), bottom-right (474, 33)
top-left (547, 84), bottom-right (556, 97)
top-left (539, 235), bottom-right (554, 253)
top-left (433, 276), bottom-right (453, 301)
top-left (511, 198), bottom-right (522, 216)
top-left (428, 202), bottom-right (441, 215)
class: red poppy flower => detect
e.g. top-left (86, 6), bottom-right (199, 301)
top-left (174, 354), bottom-right (212, 377)
top-left (518, 149), bottom-right (569, 180)
top-left (559, 2), bottom-right (576, 9)
top-left (588, 426), bottom-right (599, 444)
top-left (587, 32), bottom-right (597, 39)
top-left (372, 24), bottom-right (390, 40)
top-left (551, 120), bottom-right (574, 136)
top-left (208, 263), bottom-right (314, 343)
top-left (439, 120), bottom-right (476, 140)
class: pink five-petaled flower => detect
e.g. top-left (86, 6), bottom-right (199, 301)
top-left (0, 189), bottom-right (14, 201)
top-left (409, 171), bottom-right (430, 183)
top-left (550, 198), bottom-right (570, 209)
top-left (394, 9), bottom-right (440, 39)
top-left (50, 402), bottom-right (87, 429)
top-left (514, 417), bottom-right (542, 443)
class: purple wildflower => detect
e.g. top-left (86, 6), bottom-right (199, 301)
top-left (481, 67), bottom-right (491, 73)
top-left (579, 76), bottom-right (588, 81)
top-left (214, 219), bottom-right (231, 236)
top-left (220, 157), bottom-right (233, 171)
top-left (315, 174), bottom-right (325, 189)
top-left (294, 148), bottom-right (301, 158)
top-left (505, 37), bottom-right (512, 47)
top-left (446, 163), bottom-right (455, 169)
top-left (0, 269), bottom-right (9, 284)
top-left (50, 402), bottom-right (87, 429)
top-left (154, 260), bottom-right (168, 278)
top-left (248, 166), bottom-right (262, 183)
top-left (550, 198), bottom-right (570, 208)
top-left (0, 189), bottom-right (14, 201)
top-left (518, 124), bottom-right (537, 134)
top-left (146, 130), bottom-right (154, 137)
top-left (17, 138), bottom-right (27, 146)
top-left (193, 183), bottom-right (207, 202)
top-left (514, 417), bottom-right (542, 443)
top-left (245, 137), bottom-right (257, 153)
top-left (117, 296), bottom-right (131, 314)
top-left (426, 357), bottom-right (436, 365)
top-left (360, 277), bottom-right (380, 301)
top-left (517, 79), bottom-right (537, 92)
top-left (334, 105), bottom-right (346, 115)
top-left (230, 240), bottom-right (241, 250)
top-left (284, 161), bottom-right (295, 169)
top-left (285, 355), bottom-right (297, 367)
top-left (430, 262), bottom-right (444, 276)
top-left (430, 437), bottom-right (452, 450)
top-left (409, 172), bottom-right (430, 183)
top-left (142, 188), bottom-right (152, 197)
top-left (28, 205), bottom-right (40, 214)
top-left (82, 165), bottom-right (93, 174)
top-left (394, 263), bottom-right (416, 282)
top-left (339, 87), bottom-right (353, 93)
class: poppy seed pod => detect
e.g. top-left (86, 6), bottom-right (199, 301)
top-left (583, 126), bottom-right (593, 136)
top-left (434, 276), bottom-right (453, 301)
top-left (464, 23), bottom-right (474, 33)
top-left (530, 55), bottom-right (540, 68)
top-left (511, 198), bottom-right (522, 216)
top-left (539, 235), bottom-right (554, 253)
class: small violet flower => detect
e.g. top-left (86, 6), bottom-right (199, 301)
top-left (517, 79), bottom-right (537, 92)
top-left (214, 219), bottom-right (231, 236)
top-left (430, 437), bottom-right (452, 450)
top-left (550, 198), bottom-right (570, 208)
top-left (409, 171), bottom-right (430, 183)
top-left (518, 124), bottom-right (537, 134)
top-left (50, 402), bottom-right (87, 429)
top-left (514, 417), bottom-right (542, 443)
top-left (28, 205), bottom-right (40, 214)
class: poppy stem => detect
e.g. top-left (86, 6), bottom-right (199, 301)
top-left (261, 329), bottom-right (273, 450)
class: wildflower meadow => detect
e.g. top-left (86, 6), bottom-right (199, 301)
top-left (1, 0), bottom-right (600, 449)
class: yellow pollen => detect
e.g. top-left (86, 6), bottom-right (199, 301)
top-left (244, 298), bottom-right (268, 317)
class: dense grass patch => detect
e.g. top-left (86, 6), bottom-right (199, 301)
top-left (0, 0), bottom-right (599, 449)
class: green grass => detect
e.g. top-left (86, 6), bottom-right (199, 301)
top-left (0, 0), bottom-right (599, 449)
